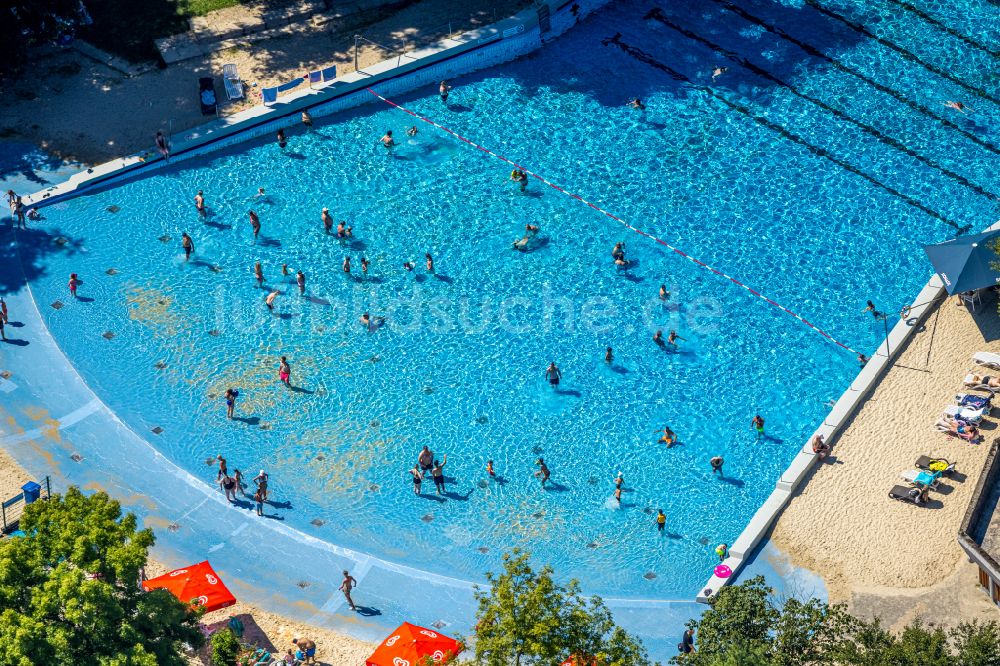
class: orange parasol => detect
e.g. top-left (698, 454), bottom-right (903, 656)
top-left (142, 560), bottom-right (236, 613)
top-left (366, 622), bottom-right (462, 665)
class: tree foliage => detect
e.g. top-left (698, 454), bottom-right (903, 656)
top-left (674, 575), bottom-right (1000, 666)
top-left (0, 0), bottom-right (81, 79)
top-left (464, 549), bottom-right (651, 666)
top-left (0, 487), bottom-right (204, 666)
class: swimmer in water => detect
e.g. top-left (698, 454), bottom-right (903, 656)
top-left (406, 126), bottom-right (418, 137)
top-left (403, 261), bottom-right (415, 271)
top-left (418, 445), bottom-right (434, 472)
top-left (486, 460), bottom-right (495, 477)
top-left (343, 256), bottom-right (351, 274)
top-left (614, 255), bottom-right (629, 267)
top-left (359, 312), bottom-right (385, 332)
top-left (68, 273), bottom-right (80, 298)
top-left (605, 347), bottom-right (613, 363)
top-left (439, 80), bottom-right (451, 103)
top-left (526, 224), bottom-right (540, 234)
top-left (712, 66), bottom-right (728, 81)
top-left (249, 210), bottom-right (261, 239)
top-left (265, 290), bottom-right (279, 311)
top-left (181, 233), bottom-right (194, 261)
top-left (277, 129), bottom-right (287, 148)
top-left (710, 456), bottom-right (724, 475)
top-left (425, 253), bottom-right (434, 272)
top-left (322, 208), bottom-right (333, 234)
top-left (254, 261), bottom-right (264, 288)
top-left (628, 97), bottom-right (645, 109)
top-left (254, 187), bottom-right (266, 199)
top-left (513, 235), bottom-right (531, 251)
top-left (655, 426), bottom-right (676, 447)
top-left (614, 472), bottom-right (624, 490)
top-left (612, 242), bottom-right (625, 261)
top-left (944, 100), bottom-right (971, 113)
top-left (614, 486), bottom-right (622, 504)
top-left (281, 264), bottom-right (290, 277)
top-left (653, 330), bottom-right (665, 347)
top-left (545, 362), bottom-right (562, 387)
top-left (296, 270), bottom-right (306, 295)
top-left (194, 190), bottom-right (206, 217)
top-left (301, 110), bottom-right (313, 129)
top-left (510, 169), bottom-right (528, 192)
top-left (381, 131), bottom-right (396, 148)
top-left (667, 330), bottom-right (685, 347)
top-left (360, 257), bottom-right (369, 275)
top-left (410, 465), bottom-right (423, 495)
top-left (336, 220), bottom-right (345, 238)
top-left (751, 415), bottom-right (765, 440)
top-left (659, 284), bottom-right (670, 301)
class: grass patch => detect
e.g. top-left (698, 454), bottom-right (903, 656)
top-left (81, 0), bottom-right (246, 63)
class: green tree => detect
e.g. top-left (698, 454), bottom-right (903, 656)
top-left (0, 487), bottom-right (204, 665)
top-left (464, 549), bottom-right (651, 666)
top-left (951, 621), bottom-right (1000, 666)
top-left (0, 0), bottom-right (80, 79)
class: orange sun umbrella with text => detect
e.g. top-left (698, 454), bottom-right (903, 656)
top-left (142, 561), bottom-right (236, 613)
top-left (366, 623), bottom-right (462, 666)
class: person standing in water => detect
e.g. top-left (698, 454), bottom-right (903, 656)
top-left (68, 273), bottom-right (80, 299)
top-left (194, 190), bottom-right (206, 218)
top-left (710, 456), bottom-right (724, 475)
top-left (265, 290), bottom-right (279, 311)
top-left (249, 211), bottom-right (261, 239)
top-left (322, 207), bottom-right (333, 234)
top-left (225, 388), bottom-right (238, 419)
top-left (277, 128), bottom-right (287, 149)
top-left (432, 455), bottom-right (448, 494)
top-left (486, 460), bottom-right (495, 478)
top-left (605, 347), bottom-right (614, 364)
top-left (545, 362), bottom-right (562, 388)
top-left (343, 256), bottom-right (351, 274)
top-left (536, 458), bottom-right (551, 488)
top-left (381, 131), bottom-right (396, 149)
top-left (656, 509), bottom-right (666, 532)
top-left (296, 270), bottom-right (306, 295)
top-left (410, 465), bottom-right (423, 495)
top-left (439, 80), bottom-right (451, 103)
top-left (425, 253), bottom-right (434, 273)
top-left (360, 257), bottom-right (369, 276)
top-left (301, 110), bottom-right (314, 129)
top-left (339, 570), bottom-right (358, 611)
top-left (216, 454), bottom-right (228, 480)
top-left (181, 233), bottom-right (194, 261)
top-left (667, 330), bottom-right (685, 347)
top-left (278, 356), bottom-right (291, 386)
top-left (254, 262), bottom-right (264, 288)
top-left (751, 415), bottom-right (765, 440)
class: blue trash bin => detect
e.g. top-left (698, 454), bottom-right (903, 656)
top-left (21, 481), bottom-right (41, 504)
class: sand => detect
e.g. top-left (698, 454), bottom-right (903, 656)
top-left (0, 449), bottom-right (374, 665)
top-left (0, 0), bottom-right (528, 166)
top-left (772, 294), bottom-right (1000, 624)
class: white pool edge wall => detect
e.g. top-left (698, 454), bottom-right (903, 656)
top-left (23, 0), bottom-right (609, 208)
top-left (696, 269), bottom-right (950, 602)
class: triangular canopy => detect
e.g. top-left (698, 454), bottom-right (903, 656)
top-left (366, 623), bottom-right (462, 666)
top-left (924, 230), bottom-right (1000, 295)
top-left (142, 561), bottom-right (236, 613)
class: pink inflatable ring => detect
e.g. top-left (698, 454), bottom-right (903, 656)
top-left (714, 564), bottom-right (732, 578)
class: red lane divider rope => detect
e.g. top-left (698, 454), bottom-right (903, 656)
top-left (366, 87), bottom-right (860, 356)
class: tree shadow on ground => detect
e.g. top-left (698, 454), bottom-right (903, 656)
top-left (0, 224), bottom-right (85, 295)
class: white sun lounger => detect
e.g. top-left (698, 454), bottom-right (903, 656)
top-left (222, 64), bottom-right (244, 101)
top-left (973, 351), bottom-right (1000, 369)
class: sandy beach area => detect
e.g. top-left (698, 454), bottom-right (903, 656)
top-left (0, 0), bottom-right (527, 166)
top-left (772, 294), bottom-right (1000, 627)
top-left (0, 448), bottom-right (374, 666)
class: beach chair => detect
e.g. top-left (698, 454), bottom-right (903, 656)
top-left (262, 87), bottom-right (278, 106)
top-left (222, 63), bottom-right (244, 101)
top-left (321, 65), bottom-right (337, 82)
top-left (888, 484), bottom-right (928, 506)
top-left (915, 456), bottom-right (955, 476)
top-left (973, 351), bottom-right (1000, 369)
top-left (899, 469), bottom-right (941, 489)
top-left (942, 404), bottom-right (986, 423)
top-left (308, 70), bottom-right (322, 87)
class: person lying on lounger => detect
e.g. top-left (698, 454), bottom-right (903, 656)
top-left (965, 373), bottom-right (1000, 388)
top-left (935, 416), bottom-right (981, 443)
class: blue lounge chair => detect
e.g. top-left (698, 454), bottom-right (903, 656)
top-left (321, 65), bottom-right (337, 82)
top-left (262, 87), bottom-right (278, 105)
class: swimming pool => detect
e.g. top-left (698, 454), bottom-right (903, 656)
top-left (18, 0), bottom-right (998, 599)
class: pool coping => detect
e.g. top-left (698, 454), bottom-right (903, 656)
top-left (696, 271), bottom-right (948, 601)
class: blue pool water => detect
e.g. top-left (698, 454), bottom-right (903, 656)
top-left (11, 0), bottom-right (999, 598)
